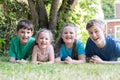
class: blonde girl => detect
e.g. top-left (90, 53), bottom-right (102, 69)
top-left (31, 28), bottom-right (54, 64)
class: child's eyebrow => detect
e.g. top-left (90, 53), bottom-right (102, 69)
top-left (22, 27), bottom-right (32, 30)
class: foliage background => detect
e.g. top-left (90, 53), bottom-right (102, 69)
top-left (101, 0), bottom-right (115, 19)
top-left (0, 0), bottom-right (115, 56)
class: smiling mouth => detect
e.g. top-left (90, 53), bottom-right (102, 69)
top-left (66, 37), bottom-right (72, 39)
top-left (23, 37), bottom-right (28, 39)
top-left (93, 38), bottom-right (99, 41)
top-left (41, 43), bottom-right (46, 45)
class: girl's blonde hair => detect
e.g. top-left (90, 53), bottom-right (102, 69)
top-left (35, 28), bottom-right (54, 43)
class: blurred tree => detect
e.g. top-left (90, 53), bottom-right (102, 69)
top-left (28, 0), bottom-right (79, 31)
top-left (0, 0), bottom-right (100, 56)
top-left (0, 0), bottom-right (29, 55)
top-left (27, 0), bottom-right (99, 43)
top-left (101, 0), bottom-right (115, 19)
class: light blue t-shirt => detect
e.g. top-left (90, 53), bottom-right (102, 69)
top-left (59, 40), bottom-right (85, 61)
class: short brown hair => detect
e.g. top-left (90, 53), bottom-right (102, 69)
top-left (86, 19), bottom-right (105, 30)
top-left (17, 20), bottom-right (34, 31)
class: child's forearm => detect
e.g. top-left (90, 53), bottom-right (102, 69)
top-left (71, 59), bottom-right (86, 64)
top-left (47, 61), bottom-right (54, 64)
top-left (16, 59), bottom-right (29, 64)
top-left (10, 57), bottom-right (16, 63)
top-left (96, 61), bottom-right (120, 64)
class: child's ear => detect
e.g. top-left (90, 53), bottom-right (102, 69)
top-left (61, 35), bottom-right (63, 39)
top-left (75, 35), bottom-right (77, 39)
top-left (35, 40), bottom-right (38, 44)
top-left (16, 31), bottom-right (18, 35)
top-left (31, 32), bottom-right (33, 36)
top-left (75, 33), bottom-right (78, 39)
top-left (32, 31), bottom-right (34, 35)
top-left (103, 28), bottom-right (106, 34)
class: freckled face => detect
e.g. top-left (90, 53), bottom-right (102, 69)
top-left (62, 26), bottom-right (76, 44)
top-left (17, 28), bottom-right (32, 45)
top-left (36, 32), bottom-right (51, 49)
top-left (87, 26), bottom-right (105, 46)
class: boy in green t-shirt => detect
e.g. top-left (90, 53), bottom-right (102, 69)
top-left (8, 20), bottom-right (35, 63)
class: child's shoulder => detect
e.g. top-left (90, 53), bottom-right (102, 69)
top-left (76, 39), bottom-right (83, 44)
top-left (10, 36), bottom-right (19, 42)
top-left (30, 37), bottom-right (35, 41)
top-left (106, 36), bottom-right (116, 41)
top-left (48, 44), bottom-right (54, 49)
top-left (28, 37), bottom-right (35, 43)
top-left (33, 45), bottom-right (39, 49)
top-left (106, 36), bottom-right (119, 43)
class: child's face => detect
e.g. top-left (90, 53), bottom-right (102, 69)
top-left (62, 26), bottom-right (76, 44)
top-left (87, 25), bottom-right (106, 45)
top-left (17, 28), bottom-right (32, 45)
top-left (36, 32), bottom-right (51, 49)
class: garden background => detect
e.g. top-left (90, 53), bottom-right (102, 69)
top-left (0, 0), bottom-right (119, 80)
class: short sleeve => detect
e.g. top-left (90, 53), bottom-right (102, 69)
top-left (85, 38), bottom-right (93, 57)
top-left (114, 41), bottom-right (120, 57)
top-left (76, 40), bottom-right (85, 55)
top-left (8, 40), bottom-right (16, 58)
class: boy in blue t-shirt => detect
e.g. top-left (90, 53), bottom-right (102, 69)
top-left (8, 20), bottom-right (35, 63)
top-left (85, 19), bottom-right (120, 64)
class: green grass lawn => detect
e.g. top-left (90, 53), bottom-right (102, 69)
top-left (0, 57), bottom-right (120, 80)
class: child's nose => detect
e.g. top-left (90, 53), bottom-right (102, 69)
top-left (42, 38), bottom-right (46, 41)
top-left (24, 33), bottom-right (28, 36)
top-left (92, 33), bottom-right (97, 37)
top-left (67, 33), bottom-right (70, 35)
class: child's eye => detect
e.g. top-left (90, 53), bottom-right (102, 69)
top-left (64, 32), bottom-right (68, 34)
top-left (89, 32), bottom-right (93, 35)
top-left (95, 30), bottom-right (98, 34)
top-left (27, 32), bottom-right (30, 34)
top-left (40, 38), bottom-right (43, 39)
top-left (45, 38), bottom-right (48, 40)
top-left (21, 31), bottom-right (25, 33)
top-left (70, 32), bottom-right (74, 34)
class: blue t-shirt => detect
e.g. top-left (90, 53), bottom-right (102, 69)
top-left (85, 36), bottom-right (120, 61)
top-left (58, 40), bottom-right (85, 61)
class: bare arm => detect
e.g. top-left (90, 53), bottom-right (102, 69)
top-left (31, 46), bottom-right (38, 64)
top-left (55, 57), bottom-right (66, 63)
top-left (47, 45), bottom-right (55, 64)
top-left (10, 57), bottom-right (16, 63)
top-left (101, 61), bottom-right (120, 64)
top-left (10, 57), bottom-right (28, 64)
top-left (65, 54), bottom-right (86, 64)
top-left (90, 55), bottom-right (120, 64)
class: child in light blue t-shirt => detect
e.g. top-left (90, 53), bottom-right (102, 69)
top-left (55, 24), bottom-right (86, 64)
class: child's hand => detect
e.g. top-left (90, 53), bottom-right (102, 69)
top-left (55, 57), bottom-right (61, 63)
top-left (37, 61), bottom-right (43, 64)
top-left (65, 56), bottom-right (72, 61)
top-left (31, 61), bottom-right (43, 64)
top-left (16, 59), bottom-right (28, 64)
top-left (65, 56), bottom-right (73, 64)
top-left (90, 55), bottom-right (104, 64)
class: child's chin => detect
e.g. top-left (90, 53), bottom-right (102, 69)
top-left (21, 41), bottom-right (28, 44)
top-left (66, 41), bottom-right (74, 43)
top-left (41, 46), bottom-right (47, 49)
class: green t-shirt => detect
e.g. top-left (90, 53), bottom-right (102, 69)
top-left (8, 36), bottom-right (35, 60)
